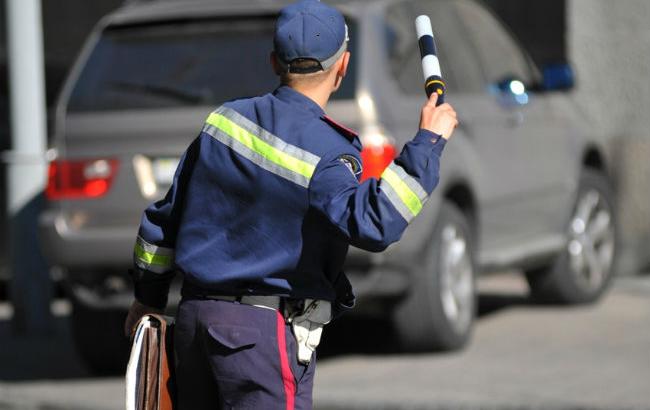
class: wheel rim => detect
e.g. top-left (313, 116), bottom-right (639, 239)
top-left (439, 224), bottom-right (474, 334)
top-left (567, 189), bottom-right (615, 292)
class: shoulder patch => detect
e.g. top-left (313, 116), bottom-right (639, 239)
top-left (338, 154), bottom-right (363, 179)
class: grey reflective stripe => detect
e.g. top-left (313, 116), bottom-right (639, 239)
top-left (380, 180), bottom-right (415, 222)
top-left (386, 162), bottom-right (428, 204)
top-left (133, 236), bottom-right (174, 274)
top-left (380, 162), bottom-right (429, 222)
top-left (218, 106), bottom-right (321, 167)
top-left (202, 106), bottom-right (321, 188)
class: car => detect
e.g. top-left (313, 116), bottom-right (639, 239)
top-left (40, 0), bottom-right (618, 372)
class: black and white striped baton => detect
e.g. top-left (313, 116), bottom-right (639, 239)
top-left (415, 15), bottom-right (445, 105)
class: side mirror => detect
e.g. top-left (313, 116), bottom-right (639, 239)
top-left (491, 76), bottom-right (529, 107)
top-left (541, 63), bottom-right (575, 91)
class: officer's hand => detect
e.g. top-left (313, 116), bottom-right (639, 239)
top-left (124, 300), bottom-right (164, 338)
top-left (419, 92), bottom-right (458, 140)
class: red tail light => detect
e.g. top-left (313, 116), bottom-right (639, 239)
top-left (360, 139), bottom-right (396, 181)
top-left (46, 159), bottom-right (119, 200)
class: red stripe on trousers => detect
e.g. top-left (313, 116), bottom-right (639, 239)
top-left (276, 311), bottom-right (296, 410)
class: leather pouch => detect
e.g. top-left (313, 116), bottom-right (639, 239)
top-left (126, 314), bottom-right (176, 410)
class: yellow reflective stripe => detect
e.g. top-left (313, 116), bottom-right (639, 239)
top-left (381, 167), bottom-right (423, 217)
top-left (134, 242), bottom-right (173, 268)
top-left (206, 112), bottom-right (316, 179)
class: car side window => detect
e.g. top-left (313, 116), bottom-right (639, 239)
top-left (385, 0), bottom-right (483, 95)
top-left (455, 0), bottom-right (532, 86)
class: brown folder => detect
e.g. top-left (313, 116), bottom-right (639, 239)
top-left (126, 314), bottom-right (175, 410)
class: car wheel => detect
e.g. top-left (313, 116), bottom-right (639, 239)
top-left (393, 201), bottom-right (477, 351)
top-left (71, 301), bottom-right (130, 375)
top-left (526, 169), bottom-right (617, 304)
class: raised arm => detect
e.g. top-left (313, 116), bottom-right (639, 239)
top-left (309, 93), bottom-right (457, 251)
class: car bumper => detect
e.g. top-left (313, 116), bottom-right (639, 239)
top-left (39, 209), bottom-right (136, 269)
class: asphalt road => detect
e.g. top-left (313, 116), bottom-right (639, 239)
top-left (0, 272), bottom-right (649, 410)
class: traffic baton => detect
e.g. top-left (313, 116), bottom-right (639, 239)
top-left (415, 15), bottom-right (445, 104)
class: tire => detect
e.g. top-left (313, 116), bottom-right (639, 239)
top-left (526, 169), bottom-right (618, 304)
top-left (71, 301), bottom-right (131, 375)
top-left (393, 201), bottom-right (477, 352)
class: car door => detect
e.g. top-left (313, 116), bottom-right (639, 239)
top-left (453, 0), bottom-right (575, 251)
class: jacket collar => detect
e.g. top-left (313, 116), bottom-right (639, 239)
top-left (273, 85), bottom-right (361, 150)
top-left (273, 85), bottom-right (325, 118)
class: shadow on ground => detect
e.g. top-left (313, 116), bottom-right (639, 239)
top-left (317, 290), bottom-right (537, 358)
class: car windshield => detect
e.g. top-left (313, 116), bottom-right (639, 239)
top-left (68, 17), bottom-right (357, 113)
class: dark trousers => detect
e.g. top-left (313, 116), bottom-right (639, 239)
top-left (174, 298), bottom-right (316, 410)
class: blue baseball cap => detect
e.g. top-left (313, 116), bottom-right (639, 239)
top-left (274, 0), bottom-right (349, 73)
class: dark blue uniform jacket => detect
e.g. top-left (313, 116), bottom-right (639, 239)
top-left (132, 86), bottom-right (446, 315)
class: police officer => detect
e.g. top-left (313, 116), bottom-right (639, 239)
top-left (124, 0), bottom-right (457, 408)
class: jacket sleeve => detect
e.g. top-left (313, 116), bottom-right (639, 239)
top-left (131, 137), bottom-right (200, 309)
top-left (309, 129), bottom-right (446, 252)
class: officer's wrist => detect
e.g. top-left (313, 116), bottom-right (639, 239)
top-left (413, 129), bottom-right (447, 157)
top-left (129, 268), bottom-right (173, 310)
top-left (134, 287), bottom-right (169, 311)
top-left (415, 128), bottom-right (445, 144)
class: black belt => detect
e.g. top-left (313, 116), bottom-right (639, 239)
top-left (204, 295), bottom-right (282, 311)
top-left (181, 283), bottom-right (306, 317)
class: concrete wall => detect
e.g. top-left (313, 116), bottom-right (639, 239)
top-left (568, 0), bottom-right (650, 273)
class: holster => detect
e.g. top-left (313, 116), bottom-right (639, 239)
top-left (289, 299), bottom-right (332, 364)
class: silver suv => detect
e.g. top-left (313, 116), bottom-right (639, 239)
top-left (40, 0), bottom-right (617, 372)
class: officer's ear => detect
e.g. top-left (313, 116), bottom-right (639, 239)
top-left (332, 51), bottom-right (350, 91)
top-left (270, 52), bottom-right (283, 76)
top-left (337, 51), bottom-right (350, 79)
